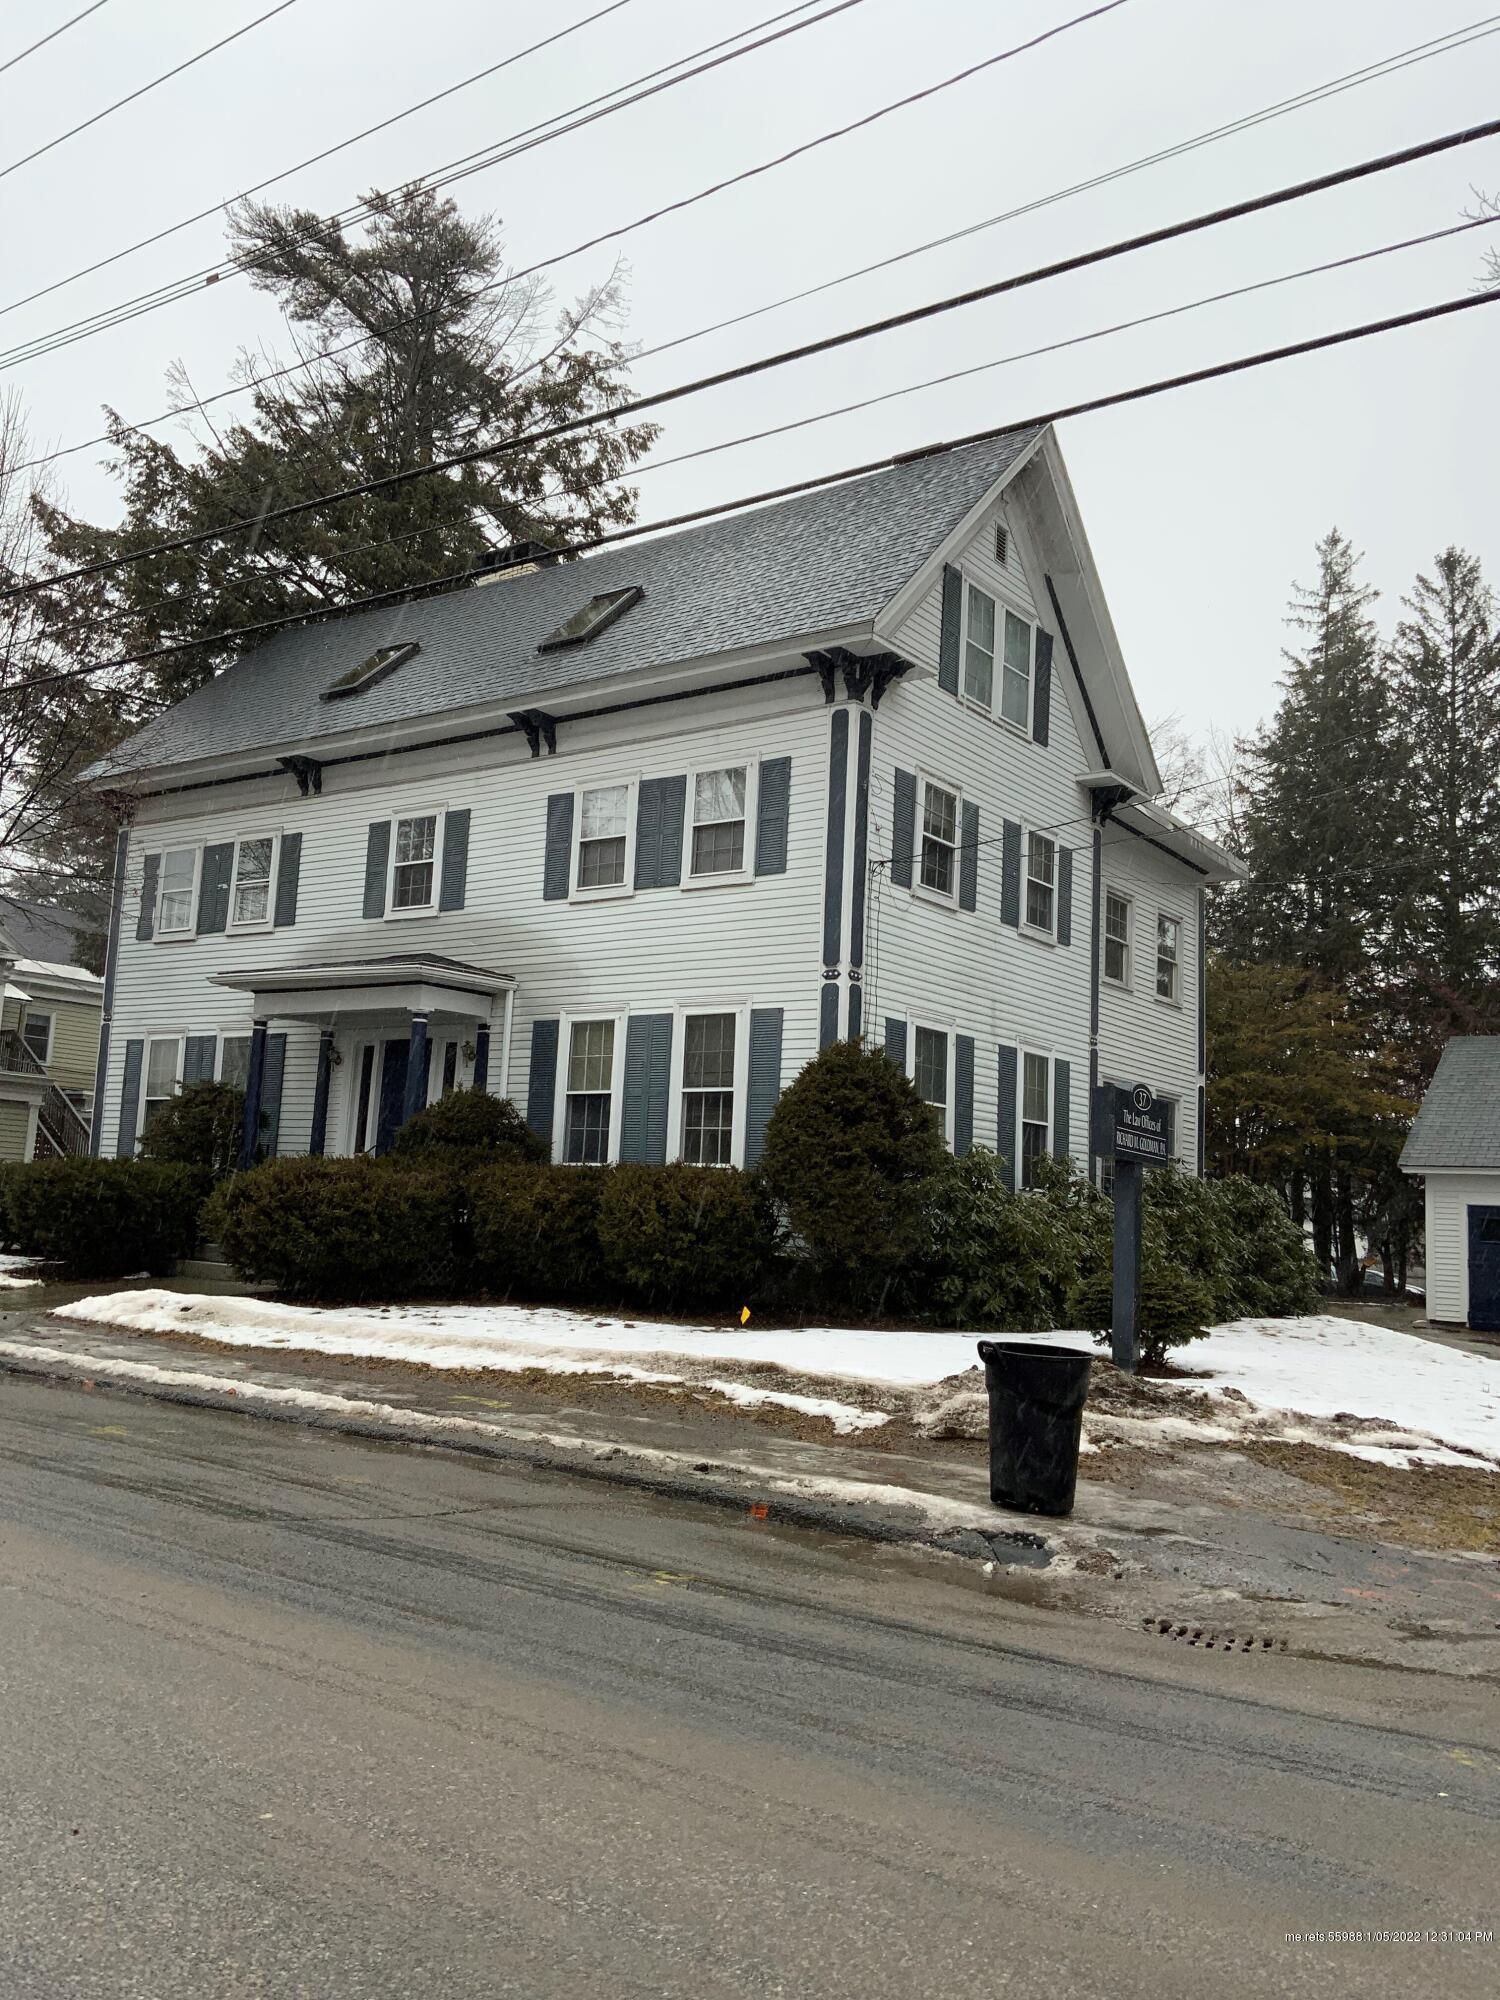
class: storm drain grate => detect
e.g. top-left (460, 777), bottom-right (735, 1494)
top-left (1143, 1616), bottom-right (1288, 1654)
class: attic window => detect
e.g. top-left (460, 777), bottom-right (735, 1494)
top-left (536, 586), bottom-right (643, 654)
top-left (321, 640), bottom-right (421, 701)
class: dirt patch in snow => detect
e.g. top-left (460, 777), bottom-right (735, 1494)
top-left (1241, 1440), bottom-right (1500, 1555)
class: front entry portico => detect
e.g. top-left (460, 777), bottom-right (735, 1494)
top-left (208, 953), bottom-right (515, 1167)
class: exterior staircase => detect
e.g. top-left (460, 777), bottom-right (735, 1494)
top-left (1, 1030), bottom-right (93, 1158)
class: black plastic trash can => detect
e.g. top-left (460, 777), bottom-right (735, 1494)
top-left (976, 1340), bottom-right (1093, 1517)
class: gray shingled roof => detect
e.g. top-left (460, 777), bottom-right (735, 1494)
top-left (1400, 1038), bottom-right (1500, 1171)
top-left (0, 896), bottom-right (99, 969)
top-left (89, 430), bottom-right (1039, 781)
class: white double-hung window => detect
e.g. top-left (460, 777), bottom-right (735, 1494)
top-left (1025, 831), bottom-right (1056, 935)
top-left (1021, 1051), bottom-right (1051, 1187)
top-left (562, 1018), bottom-right (618, 1164)
top-left (1157, 913), bottom-right (1182, 1002)
top-left (1001, 609), bottom-right (1033, 729)
top-left (142, 1037), bottom-right (183, 1136)
top-left (688, 766), bottom-right (749, 878)
top-left (681, 1012), bottom-right (737, 1165)
top-left (919, 780), bottom-right (959, 900)
top-left (576, 784), bottom-right (631, 892)
top-left (962, 583), bottom-right (996, 707)
top-left (230, 835), bottom-right (276, 928)
top-left (1103, 890), bottom-right (1132, 985)
top-left (391, 813), bottom-right (439, 912)
top-left (912, 1024), bottom-right (951, 1142)
top-left (155, 848), bottom-right (198, 936)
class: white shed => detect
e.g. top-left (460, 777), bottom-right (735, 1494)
top-left (1400, 1038), bottom-right (1500, 1329)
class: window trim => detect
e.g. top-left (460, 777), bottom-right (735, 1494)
top-left (1102, 886), bottom-right (1133, 989)
top-left (960, 578), bottom-right (997, 711)
top-left (139, 1033), bottom-right (185, 1147)
top-left (20, 1009), bottom-right (54, 1067)
top-left (570, 777), bottom-right (638, 903)
top-left (681, 757), bottom-right (759, 888)
top-left (1156, 910), bottom-right (1183, 1006)
top-left (385, 808), bottom-right (446, 921)
top-left (216, 1033), bottom-right (252, 1091)
top-left (904, 1015), bottom-right (956, 1149)
top-left (914, 771), bottom-right (962, 909)
top-left (1017, 1045), bottom-right (1054, 1188)
top-left (554, 1011), bottom-right (626, 1166)
top-left (227, 831), bottom-right (282, 934)
top-left (999, 604), bottom-right (1036, 734)
top-left (1021, 825), bottom-right (1058, 941)
top-left (153, 845), bottom-right (201, 939)
top-left (666, 1002), bottom-right (751, 1168)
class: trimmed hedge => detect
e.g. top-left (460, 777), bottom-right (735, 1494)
top-left (138, 1080), bottom-right (246, 1180)
top-left (1066, 1260), bottom-right (1219, 1369)
top-left (471, 1162), bottom-right (610, 1303)
top-left (597, 1162), bottom-right (774, 1311)
top-left (1, 1157), bottom-right (204, 1278)
top-left (205, 1157), bottom-right (465, 1300)
top-left (391, 1088), bottom-right (547, 1165)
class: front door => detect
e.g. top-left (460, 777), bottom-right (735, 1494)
top-left (1466, 1206), bottom-right (1500, 1331)
top-left (376, 1040), bottom-right (410, 1155)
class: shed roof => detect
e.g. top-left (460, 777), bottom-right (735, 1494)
top-left (88, 429), bottom-right (1041, 784)
top-left (1400, 1038), bottom-right (1500, 1172)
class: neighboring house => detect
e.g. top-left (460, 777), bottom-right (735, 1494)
top-left (82, 424), bottom-right (1241, 1180)
top-left (1400, 1038), bottom-right (1500, 1330)
top-left (0, 910), bottom-right (102, 1163)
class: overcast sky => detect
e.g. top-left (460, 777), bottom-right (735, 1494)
top-left (2, 0), bottom-right (1495, 755)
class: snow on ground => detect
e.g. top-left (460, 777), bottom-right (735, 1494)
top-left (0, 1254), bottom-right (44, 1287)
top-left (49, 1292), bottom-right (1500, 1466)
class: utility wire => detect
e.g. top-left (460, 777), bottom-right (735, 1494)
top-left (0, 0), bottom-right (870, 367)
top-left (13, 5), bottom-right (1481, 481)
top-left (0, 0), bottom-right (641, 325)
top-left (16, 281), bottom-right (1500, 694)
top-left (0, 0), bottom-right (113, 78)
top-left (0, 0), bottom-right (302, 185)
top-left (12, 109), bottom-right (1500, 604)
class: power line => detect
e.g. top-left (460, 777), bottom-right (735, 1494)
top-left (0, 0), bottom-right (303, 185)
top-left (0, 0), bottom-right (113, 77)
top-left (14, 4), bottom-right (1479, 482)
top-left (0, 0), bottom-right (642, 326)
top-left (12, 109), bottom-right (1500, 605)
top-left (16, 280), bottom-right (1500, 694)
top-left (0, 0), bottom-right (871, 369)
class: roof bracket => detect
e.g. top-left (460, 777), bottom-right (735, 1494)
top-left (277, 754), bottom-right (323, 797)
top-left (507, 708), bottom-right (559, 758)
top-left (806, 646), bottom-right (911, 708)
top-left (806, 650), bottom-right (840, 704)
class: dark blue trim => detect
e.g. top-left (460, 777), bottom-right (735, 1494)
top-left (822, 708), bottom-right (848, 969)
top-left (848, 710), bottom-right (871, 967)
top-left (90, 826), bottom-right (128, 1156)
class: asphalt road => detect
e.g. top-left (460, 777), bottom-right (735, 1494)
top-left (0, 1375), bottom-right (1495, 1999)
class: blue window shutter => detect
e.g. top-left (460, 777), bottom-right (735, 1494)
top-left (959, 800), bottom-right (979, 912)
top-left (755, 757), bottom-right (791, 875)
top-left (620, 1013), bottom-right (672, 1163)
top-left (884, 1018), bottom-right (907, 1071)
top-left (635, 776), bottom-right (686, 890)
top-left (543, 794), bottom-right (573, 902)
top-left (1000, 820), bottom-right (1021, 928)
top-left (116, 1038), bottom-right (144, 1156)
top-left (1197, 1082), bottom-right (1205, 1175)
top-left (136, 854), bottom-right (159, 942)
top-left (362, 822), bottom-right (390, 919)
top-left (996, 1044), bottom-right (1018, 1190)
top-left (438, 808), bottom-right (470, 911)
top-left (818, 982), bottom-right (839, 1049)
top-left (938, 565), bottom-right (962, 695)
top-left (955, 1035), bottom-right (975, 1155)
top-left (526, 1019), bottom-right (559, 1148)
top-left (1057, 846), bottom-right (1073, 946)
top-left (1053, 1057), bottom-right (1071, 1161)
top-left (745, 1008), bottom-right (784, 1165)
top-left (1033, 629), bottom-right (1053, 746)
top-left (260, 1034), bottom-right (287, 1157)
top-left (182, 1035), bottom-right (216, 1085)
top-left (273, 832), bottom-right (302, 928)
top-left (890, 769), bottom-right (916, 889)
top-left (197, 843), bottom-right (234, 934)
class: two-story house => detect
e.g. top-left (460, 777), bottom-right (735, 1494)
top-left (82, 424), bottom-right (1240, 1181)
top-left (1, 902), bottom-right (101, 1162)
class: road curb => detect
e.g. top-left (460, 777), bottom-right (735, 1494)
top-left (0, 1339), bottom-right (1054, 1571)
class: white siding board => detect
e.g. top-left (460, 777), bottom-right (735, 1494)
top-left (1096, 835), bottom-right (1203, 1169)
top-left (1422, 1171), bottom-right (1500, 1325)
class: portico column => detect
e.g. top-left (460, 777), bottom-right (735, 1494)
top-left (402, 1012), bottom-right (430, 1126)
top-left (238, 1019), bottom-right (268, 1171)
top-left (472, 1021), bottom-right (490, 1093)
top-left (309, 1029), bottom-right (334, 1156)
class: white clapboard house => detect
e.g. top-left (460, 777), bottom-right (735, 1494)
top-left (83, 424), bottom-right (1241, 1182)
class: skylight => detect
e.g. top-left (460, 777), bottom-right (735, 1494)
top-left (536, 586), bottom-right (643, 654)
top-left (321, 640), bottom-right (421, 701)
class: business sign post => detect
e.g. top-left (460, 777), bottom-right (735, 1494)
top-left (1092, 1082), bottom-right (1171, 1373)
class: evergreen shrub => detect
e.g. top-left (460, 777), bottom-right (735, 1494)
top-left (470, 1163), bottom-right (610, 1302)
top-left (206, 1157), bottom-right (463, 1299)
top-left (137, 1080), bottom-right (246, 1180)
top-left (390, 1088), bottom-right (547, 1165)
top-left (597, 1163), bottom-right (774, 1311)
top-left (758, 1039), bottom-right (947, 1309)
top-left (905, 1150), bottom-right (1109, 1329)
top-left (2, 1157), bottom-right (203, 1278)
top-left (1066, 1258), bottom-right (1218, 1369)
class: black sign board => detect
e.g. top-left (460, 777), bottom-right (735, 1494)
top-left (1095, 1082), bottom-right (1170, 1166)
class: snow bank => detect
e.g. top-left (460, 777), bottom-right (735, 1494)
top-left (0, 1253), bottom-right (44, 1287)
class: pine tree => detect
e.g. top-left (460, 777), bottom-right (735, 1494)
top-left (1384, 547), bottom-right (1500, 1066)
